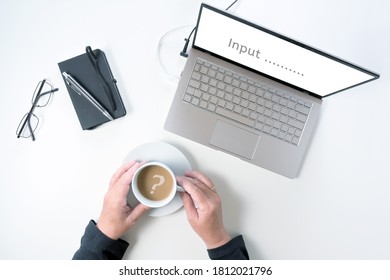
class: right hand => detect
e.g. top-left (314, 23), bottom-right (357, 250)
top-left (177, 171), bottom-right (231, 249)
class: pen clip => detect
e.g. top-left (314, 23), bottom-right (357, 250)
top-left (62, 72), bottom-right (81, 96)
top-left (86, 46), bottom-right (116, 111)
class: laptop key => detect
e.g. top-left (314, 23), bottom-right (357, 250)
top-left (183, 94), bottom-right (192, 103)
top-left (208, 69), bottom-right (217, 78)
top-left (262, 125), bottom-right (272, 134)
top-left (232, 79), bottom-right (240, 88)
top-left (192, 72), bottom-right (201, 80)
top-left (271, 128), bottom-right (279, 137)
top-left (215, 107), bottom-right (255, 127)
top-left (255, 122), bottom-right (263, 131)
top-left (278, 131), bottom-right (286, 139)
top-left (207, 103), bottom-right (216, 112)
top-left (242, 108), bottom-right (250, 117)
top-left (248, 85), bottom-right (256, 94)
top-left (191, 98), bottom-right (200, 106)
top-left (208, 87), bottom-right (217, 95)
top-left (216, 72), bottom-right (224, 81)
top-left (210, 96), bottom-right (218, 104)
top-left (186, 86), bottom-right (195, 95)
top-left (304, 102), bottom-right (312, 108)
top-left (210, 79), bottom-right (217, 87)
top-left (297, 113), bottom-right (307, 122)
top-left (225, 85), bottom-right (234, 93)
top-left (216, 90), bottom-right (225, 99)
top-left (194, 90), bottom-right (202, 98)
top-left (202, 75), bottom-right (210, 84)
top-left (288, 118), bottom-right (304, 130)
top-left (225, 102), bottom-right (234, 110)
top-left (189, 79), bottom-right (200, 89)
top-left (218, 99), bottom-right (226, 107)
top-left (224, 76), bottom-right (232, 84)
top-left (233, 105), bottom-right (243, 114)
top-left (200, 66), bottom-right (208, 75)
top-left (295, 104), bottom-right (310, 115)
top-left (285, 134), bottom-right (293, 142)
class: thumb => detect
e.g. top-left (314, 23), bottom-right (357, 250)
top-left (126, 203), bottom-right (150, 227)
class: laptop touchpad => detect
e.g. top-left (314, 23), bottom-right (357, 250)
top-left (210, 120), bottom-right (259, 160)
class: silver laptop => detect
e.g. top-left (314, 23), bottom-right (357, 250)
top-left (164, 3), bottom-right (379, 178)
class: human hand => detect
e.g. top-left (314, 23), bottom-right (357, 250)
top-left (96, 161), bottom-right (150, 240)
top-left (177, 171), bottom-right (231, 249)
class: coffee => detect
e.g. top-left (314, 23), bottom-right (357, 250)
top-left (137, 165), bottom-right (174, 201)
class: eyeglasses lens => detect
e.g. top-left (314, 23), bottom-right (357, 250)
top-left (16, 113), bottom-right (39, 138)
top-left (32, 81), bottom-right (53, 107)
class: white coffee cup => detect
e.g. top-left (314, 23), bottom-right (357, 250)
top-left (132, 161), bottom-right (184, 208)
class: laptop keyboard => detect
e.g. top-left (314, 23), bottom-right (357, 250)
top-left (182, 58), bottom-right (312, 146)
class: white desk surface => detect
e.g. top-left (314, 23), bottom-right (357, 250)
top-left (1, 0), bottom-right (389, 260)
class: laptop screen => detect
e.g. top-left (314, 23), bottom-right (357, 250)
top-left (193, 4), bottom-right (379, 98)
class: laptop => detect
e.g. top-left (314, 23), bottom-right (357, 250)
top-left (164, 3), bottom-right (379, 178)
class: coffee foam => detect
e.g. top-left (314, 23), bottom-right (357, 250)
top-left (137, 165), bottom-right (174, 201)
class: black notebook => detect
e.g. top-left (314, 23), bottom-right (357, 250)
top-left (58, 47), bottom-right (126, 130)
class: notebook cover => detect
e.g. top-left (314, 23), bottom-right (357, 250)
top-left (58, 48), bottom-right (126, 130)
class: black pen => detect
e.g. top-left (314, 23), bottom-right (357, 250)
top-left (62, 72), bottom-right (114, 121)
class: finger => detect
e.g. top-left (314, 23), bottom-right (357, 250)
top-left (183, 172), bottom-right (216, 197)
top-left (180, 192), bottom-right (199, 221)
top-left (183, 177), bottom-right (211, 196)
top-left (126, 203), bottom-right (150, 226)
top-left (110, 161), bottom-right (138, 188)
top-left (177, 176), bottom-right (209, 211)
top-left (118, 160), bottom-right (147, 186)
top-left (116, 161), bottom-right (146, 196)
top-left (184, 170), bottom-right (214, 189)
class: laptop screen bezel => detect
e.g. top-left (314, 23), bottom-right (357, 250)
top-left (191, 3), bottom-right (380, 99)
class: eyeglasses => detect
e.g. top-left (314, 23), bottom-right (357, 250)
top-left (16, 80), bottom-right (59, 141)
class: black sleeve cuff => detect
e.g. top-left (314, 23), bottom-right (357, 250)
top-left (207, 235), bottom-right (250, 260)
top-left (72, 220), bottom-right (129, 260)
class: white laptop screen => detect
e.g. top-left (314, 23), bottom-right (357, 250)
top-left (193, 4), bottom-right (379, 98)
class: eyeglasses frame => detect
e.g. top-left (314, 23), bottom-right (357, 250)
top-left (16, 79), bottom-right (59, 141)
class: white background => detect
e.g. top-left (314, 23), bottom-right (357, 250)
top-left (0, 0), bottom-right (389, 260)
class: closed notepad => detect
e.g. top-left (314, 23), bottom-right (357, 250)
top-left (58, 47), bottom-right (126, 130)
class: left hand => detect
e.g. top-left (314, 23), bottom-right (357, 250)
top-left (97, 161), bottom-right (150, 240)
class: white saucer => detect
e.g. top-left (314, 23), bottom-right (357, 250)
top-left (123, 142), bottom-right (192, 217)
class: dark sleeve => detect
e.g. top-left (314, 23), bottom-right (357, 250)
top-left (207, 235), bottom-right (249, 260)
top-left (72, 220), bottom-right (129, 260)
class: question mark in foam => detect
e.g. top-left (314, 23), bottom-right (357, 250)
top-left (150, 174), bottom-right (165, 194)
